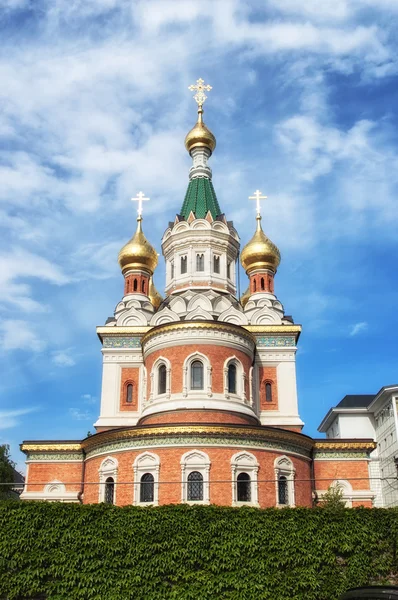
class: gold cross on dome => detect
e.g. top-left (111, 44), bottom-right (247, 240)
top-left (188, 78), bottom-right (212, 107)
top-left (131, 191), bottom-right (150, 217)
top-left (249, 190), bottom-right (268, 217)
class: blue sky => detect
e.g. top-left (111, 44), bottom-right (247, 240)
top-left (1, 0), bottom-right (398, 471)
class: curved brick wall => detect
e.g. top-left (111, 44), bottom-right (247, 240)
top-left (138, 409), bottom-right (259, 426)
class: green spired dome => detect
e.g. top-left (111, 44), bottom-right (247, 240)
top-left (180, 178), bottom-right (222, 220)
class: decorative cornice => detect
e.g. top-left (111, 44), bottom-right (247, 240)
top-left (314, 440), bottom-right (376, 451)
top-left (96, 326), bottom-right (151, 343)
top-left (81, 424), bottom-right (314, 454)
top-left (25, 453), bottom-right (83, 462)
top-left (20, 442), bottom-right (82, 453)
top-left (245, 325), bottom-right (302, 334)
top-left (142, 321), bottom-right (256, 347)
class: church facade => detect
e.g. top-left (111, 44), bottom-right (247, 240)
top-left (21, 81), bottom-right (377, 508)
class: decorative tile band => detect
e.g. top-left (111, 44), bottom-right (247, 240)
top-left (103, 336), bottom-right (142, 349)
top-left (256, 336), bottom-right (296, 347)
top-left (25, 453), bottom-right (83, 462)
top-left (314, 451), bottom-right (369, 459)
top-left (85, 434), bottom-right (311, 460)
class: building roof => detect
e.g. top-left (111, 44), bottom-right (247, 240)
top-left (336, 394), bottom-right (375, 409)
top-left (180, 177), bottom-right (222, 220)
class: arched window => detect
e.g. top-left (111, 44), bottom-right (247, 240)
top-left (196, 254), bottom-right (204, 271)
top-left (265, 382), bottom-right (272, 402)
top-left (142, 280), bottom-right (145, 293)
top-left (261, 277), bottom-right (265, 290)
top-left (104, 477), bottom-right (114, 504)
top-left (213, 255), bottom-right (220, 274)
top-left (140, 473), bottom-right (154, 503)
top-left (237, 472), bottom-right (251, 502)
top-left (158, 364), bottom-right (167, 395)
top-left (181, 256), bottom-right (187, 274)
top-left (191, 361), bottom-right (204, 390)
top-left (126, 383), bottom-right (133, 403)
top-left (228, 364), bottom-right (237, 394)
top-left (278, 476), bottom-right (288, 505)
top-left (170, 261), bottom-right (175, 279)
top-left (133, 279), bottom-right (138, 292)
top-left (253, 279), bottom-right (257, 292)
top-left (187, 471), bottom-right (203, 501)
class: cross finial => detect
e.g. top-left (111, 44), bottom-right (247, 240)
top-left (188, 78), bottom-right (212, 107)
top-left (131, 191), bottom-right (150, 218)
top-left (249, 190), bottom-right (268, 217)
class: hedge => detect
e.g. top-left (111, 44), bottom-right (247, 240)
top-left (1, 502), bottom-right (397, 600)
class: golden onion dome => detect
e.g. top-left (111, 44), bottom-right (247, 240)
top-left (241, 215), bottom-right (281, 275)
top-left (240, 286), bottom-right (250, 308)
top-left (148, 277), bottom-right (162, 309)
top-left (118, 216), bottom-right (158, 276)
top-left (185, 107), bottom-right (216, 155)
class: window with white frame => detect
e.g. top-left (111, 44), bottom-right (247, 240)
top-left (213, 255), bottom-right (220, 274)
top-left (133, 452), bottom-right (160, 506)
top-left (231, 452), bottom-right (259, 506)
top-left (183, 353), bottom-right (212, 397)
top-left (99, 457), bottom-right (118, 504)
top-left (150, 357), bottom-right (171, 401)
top-left (181, 255), bottom-right (187, 274)
top-left (274, 456), bottom-right (295, 507)
top-left (224, 357), bottom-right (245, 401)
top-left (181, 450), bottom-right (210, 504)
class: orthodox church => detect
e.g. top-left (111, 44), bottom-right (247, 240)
top-left (21, 80), bottom-right (377, 508)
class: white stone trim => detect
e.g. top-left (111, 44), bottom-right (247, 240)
top-left (98, 456), bottom-right (118, 503)
top-left (317, 480), bottom-right (375, 507)
top-left (133, 452), bottom-right (160, 506)
top-left (231, 451), bottom-right (259, 506)
top-left (150, 356), bottom-right (171, 402)
top-left (223, 356), bottom-right (246, 403)
top-left (183, 352), bottom-right (212, 398)
top-left (180, 450), bottom-right (210, 504)
top-left (274, 455), bottom-right (295, 507)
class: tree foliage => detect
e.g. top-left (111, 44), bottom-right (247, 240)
top-left (0, 445), bottom-right (16, 500)
top-left (320, 483), bottom-right (347, 511)
top-left (0, 503), bottom-right (397, 600)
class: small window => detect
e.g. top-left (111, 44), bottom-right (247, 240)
top-left (170, 261), bottom-right (174, 279)
top-left (228, 364), bottom-right (237, 394)
top-left (213, 256), bottom-right (220, 274)
top-left (227, 262), bottom-right (231, 278)
top-left (265, 382), bottom-right (272, 402)
top-left (158, 364), bottom-right (167, 395)
top-left (237, 472), bottom-right (251, 502)
top-left (142, 280), bottom-right (145, 293)
top-left (191, 361), bottom-right (204, 390)
top-left (140, 473), bottom-right (154, 503)
top-left (133, 279), bottom-right (138, 292)
top-left (278, 475), bottom-right (288, 505)
top-left (181, 256), bottom-right (187, 274)
top-left (104, 477), bottom-right (114, 504)
top-left (126, 383), bottom-right (133, 404)
top-left (187, 471), bottom-right (203, 501)
top-left (196, 254), bottom-right (204, 271)
top-left (261, 277), bottom-right (265, 290)
top-left (253, 279), bottom-right (257, 292)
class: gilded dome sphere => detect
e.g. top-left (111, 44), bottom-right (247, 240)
top-left (184, 108), bottom-right (216, 155)
top-left (241, 216), bottom-right (281, 274)
top-left (118, 217), bottom-right (158, 276)
top-left (148, 277), bottom-right (162, 309)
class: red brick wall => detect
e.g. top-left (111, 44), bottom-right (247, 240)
top-left (120, 367), bottom-right (140, 411)
top-left (258, 366), bottom-right (278, 410)
top-left (314, 459), bottom-right (370, 491)
top-left (26, 462), bottom-right (82, 493)
top-left (250, 273), bottom-right (274, 294)
top-left (83, 446), bottom-right (312, 508)
top-left (145, 344), bottom-right (252, 398)
top-left (124, 273), bottom-right (149, 296)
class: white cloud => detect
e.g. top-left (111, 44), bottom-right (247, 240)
top-left (0, 407), bottom-right (37, 430)
top-left (69, 408), bottom-right (91, 421)
top-left (52, 349), bottom-right (76, 367)
top-left (349, 322), bottom-right (368, 337)
top-left (0, 320), bottom-right (45, 352)
top-left (81, 394), bottom-right (97, 405)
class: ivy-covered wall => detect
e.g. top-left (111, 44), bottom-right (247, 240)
top-left (1, 503), bottom-right (397, 600)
